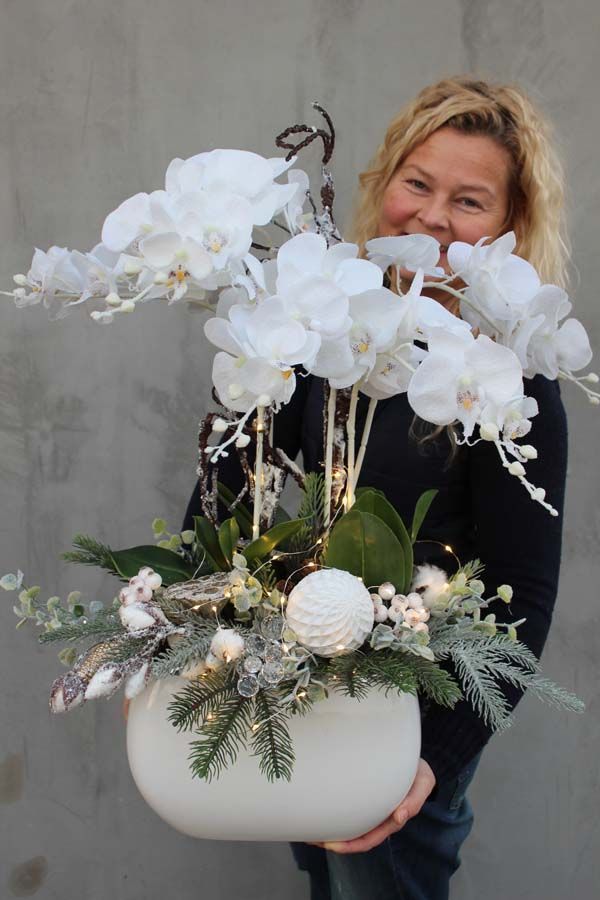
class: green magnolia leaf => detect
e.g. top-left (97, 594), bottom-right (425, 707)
top-left (218, 518), bottom-right (240, 567)
top-left (194, 516), bottom-right (229, 571)
top-left (411, 489), bottom-right (438, 543)
top-left (323, 509), bottom-right (405, 590)
top-left (243, 519), bottom-right (307, 564)
top-left (352, 490), bottom-right (413, 593)
top-left (110, 545), bottom-right (195, 586)
top-left (216, 482), bottom-right (253, 539)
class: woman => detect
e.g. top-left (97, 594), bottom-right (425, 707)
top-left (181, 76), bottom-right (569, 899)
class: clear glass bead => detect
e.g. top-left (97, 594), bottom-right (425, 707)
top-left (261, 615), bottom-right (284, 641)
top-left (264, 642), bottom-right (283, 663)
top-left (237, 674), bottom-right (260, 698)
top-left (243, 655), bottom-right (263, 674)
top-left (261, 660), bottom-right (285, 685)
top-left (244, 633), bottom-right (267, 656)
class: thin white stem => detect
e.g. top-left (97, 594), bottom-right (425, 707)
top-left (323, 386), bottom-right (337, 528)
top-left (422, 282), bottom-right (498, 333)
top-left (352, 397), bottom-right (378, 492)
top-left (345, 382), bottom-right (360, 510)
top-left (252, 406), bottom-right (265, 541)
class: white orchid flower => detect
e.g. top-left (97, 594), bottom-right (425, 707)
top-left (13, 247), bottom-right (87, 320)
top-left (101, 190), bottom-right (177, 253)
top-left (211, 351), bottom-right (296, 413)
top-left (165, 149), bottom-right (297, 227)
top-left (365, 234), bottom-right (444, 276)
top-left (447, 232), bottom-right (540, 335)
top-left (509, 284), bottom-right (593, 379)
top-left (479, 395), bottom-right (539, 442)
top-left (283, 169), bottom-right (315, 234)
top-left (310, 287), bottom-right (406, 388)
top-left (407, 327), bottom-right (524, 439)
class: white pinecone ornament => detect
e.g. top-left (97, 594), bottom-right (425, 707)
top-left (286, 568), bottom-right (374, 657)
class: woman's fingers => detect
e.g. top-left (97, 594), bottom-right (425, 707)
top-left (122, 697), bottom-right (130, 721)
top-left (323, 759), bottom-right (437, 855)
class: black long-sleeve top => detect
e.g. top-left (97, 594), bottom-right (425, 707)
top-left (182, 370), bottom-right (568, 787)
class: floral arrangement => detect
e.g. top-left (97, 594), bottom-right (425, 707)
top-left (2, 105), bottom-right (591, 783)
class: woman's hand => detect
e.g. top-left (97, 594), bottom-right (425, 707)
top-left (122, 697), bottom-right (130, 721)
top-left (309, 758), bottom-right (436, 855)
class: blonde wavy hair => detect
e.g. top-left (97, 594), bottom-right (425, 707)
top-left (349, 76), bottom-right (570, 461)
top-left (351, 75), bottom-right (570, 287)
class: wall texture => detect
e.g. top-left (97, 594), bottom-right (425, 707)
top-left (1, 1), bottom-right (599, 898)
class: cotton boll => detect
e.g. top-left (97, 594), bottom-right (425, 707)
top-left (209, 628), bottom-right (245, 664)
top-left (181, 659), bottom-right (209, 680)
top-left (410, 564), bottom-right (449, 610)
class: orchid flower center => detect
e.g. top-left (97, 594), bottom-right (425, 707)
top-left (203, 230), bottom-right (229, 254)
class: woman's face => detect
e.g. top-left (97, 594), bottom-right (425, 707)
top-left (377, 127), bottom-right (513, 279)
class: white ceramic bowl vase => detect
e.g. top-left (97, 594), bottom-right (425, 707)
top-left (127, 676), bottom-right (421, 842)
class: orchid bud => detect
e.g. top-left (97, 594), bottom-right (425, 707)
top-left (13, 274), bottom-right (28, 286)
top-left (154, 271), bottom-right (169, 284)
top-left (181, 530), bottom-right (195, 544)
top-left (508, 461), bottom-right (525, 477)
top-left (585, 372), bottom-right (599, 383)
top-left (497, 584), bottom-right (513, 603)
top-left (106, 292), bottom-right (121, 307)
top-left (212, 417), bottom-right (228, 433)
top-left (520, 445), bottom-right (538, 459)
top-left (507, 625), bottom-right (518, 641)
top-left (120, 300), bottom-right (135, 313)
top-left (235, 434), bottom-right (251, 448)
top-left (590, 397), bottom-right (600, 406)
top-left (532, 487), bottom-right (546, 501)
top-left (257, 394), bottom-right (271, 407)
top-left (480, 422), bottom-right (499, 442)
top-left (124, 260), bottom-right (142, 276)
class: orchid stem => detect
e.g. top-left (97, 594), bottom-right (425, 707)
top-left (323, 387), bottom-right (337, 528)
top-left (252, 405), bottom-right (265, 541)
top-left (352, 397), bottom-right (378, 492)
top-left (345, 383), bottom-right (360, 510)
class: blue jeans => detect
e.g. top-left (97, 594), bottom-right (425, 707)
top-left (291, 751), bottom-right (482, 900)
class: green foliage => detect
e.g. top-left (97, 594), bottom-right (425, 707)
top-left (217, 482), bottom-right (254, 539)
top-left (187, 684), bottom-right (254, 782)
top-left (152, 623), bottom-right (215, 679)
top-left (290, 473), bottom-right (326, 551)
top-left (110, 545), bottom-right (196, 585)
top-left (410, 489), bottom-right (438, 543)
top-left (61, 534), bottom-right (118, 572)
top-left (323, 509), bottom-right (405, 590)
top-left (38, 605), bottom-right (125, 644)
top-left (352, 490), bottom-right (413, 592)
top-left (251, 690), bottom-right (295, 782)
top-left (167, 667), bottom-right (234, 732)
top-left (217, 518), bottom-right (240, 568)
top-left (243, 519), bottom-right (307, 565)
top-left (194, 516), bottom-right (229, 571)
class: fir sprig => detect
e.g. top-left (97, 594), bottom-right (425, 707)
top-left (251, 690), bottom-right (295, 781)
top-left (152, 623), bottom-right (215, 679)
top-left (167, 668), bottom-right (234, 732)
top-left (61, 534), bottom-right (117, 571)
top-left (187, 685), bottom-right (254, 781)
top-left (38, 607), bottom-right (125, 644)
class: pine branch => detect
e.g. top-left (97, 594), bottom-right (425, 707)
top-left (167, 668), bottom-right (233, 732)
top-left (431, 630), bottom-right (540, 673)
top-left (61, 534), bottom-right (118, 572)
top-left (187, 687), bottom-right (254, 781)
top-left (152, 623), bottom-right (215, 678)
top-left (39, 607), bottom-right (125, 644)
top-left (396, 655), bottom-right (463, 708)
top-left (250, 690), bottom-right (295, 781)
top-left (327, 652), bottom-right (370, 699)
top-left (484, 661), bottom-right (585, 713)
top-left (449, 644), bottom-right (513, 731)
top-left (288, 472), bottom-right (326, 554)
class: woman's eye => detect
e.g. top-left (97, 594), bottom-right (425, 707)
top-left (407, 179), bottom-right (427, 190)
top-left (458, 197), bottom-right (482, 209)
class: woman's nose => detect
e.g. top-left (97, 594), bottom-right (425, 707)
top-left (416, 196), bottom-right (450, 231)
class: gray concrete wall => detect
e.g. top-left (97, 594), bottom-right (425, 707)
top-left (1, 1), bottom-right (598, 897)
